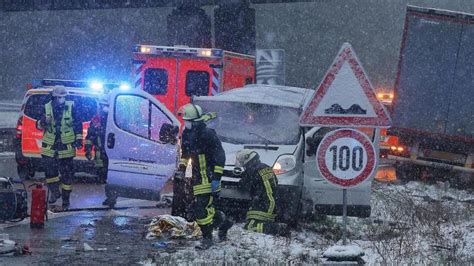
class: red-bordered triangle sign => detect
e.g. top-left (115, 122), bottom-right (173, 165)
top-left (299, 43), bottom-right (391, 128)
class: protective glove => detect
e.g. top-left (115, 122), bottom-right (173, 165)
top-left (211, 180), bottom-right (221, 198)
top-left (85, 151), bottom-right (93, 161)
top-left (174, 170), bottom-right (185, 180)
top-left (74, 139), bottom-right (83, 150)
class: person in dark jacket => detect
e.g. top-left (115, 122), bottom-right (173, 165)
top-left (36, 86), bottom-right (83, 210)
top-left (85, 97), bottom-right (109, 184)
top-left (235, 149), bottom-right (288, 236)
top-left (175, 103), bottom-right (232, 249)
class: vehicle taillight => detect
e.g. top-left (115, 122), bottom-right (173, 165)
top-left (389, 144), bottom-right (409, 157)
top-left (16, 116), bottom-right (23, 139)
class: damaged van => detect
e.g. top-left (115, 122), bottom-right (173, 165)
top-left (103, 85), bottom-right (376, 220)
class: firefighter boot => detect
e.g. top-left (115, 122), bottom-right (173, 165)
top-left (61, 188), bottom-right (71, 210)
top-left (195, 225), bottom-right (214, 250)
top-left (195, 237), bottom-right (214, 250)
top-left (47, 183), bottom-right (61, 204)
top-left (216, 211), bottom-right (233, 242)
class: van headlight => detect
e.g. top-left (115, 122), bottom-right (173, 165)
top-left (273, 155), bottom-right (296, 175)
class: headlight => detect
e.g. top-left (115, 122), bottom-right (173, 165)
top-left (273, 155), bottom-right (296, 175)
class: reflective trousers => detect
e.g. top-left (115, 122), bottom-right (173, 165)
top-left (244, 219), bottom-right (281, 235)
top-left (43, 156), bottom-right (74, 206)
top-left (195, 194), bottom-right (230, 239)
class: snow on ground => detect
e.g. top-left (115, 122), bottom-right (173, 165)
top-left (142, 181), bottom-right (473, 265)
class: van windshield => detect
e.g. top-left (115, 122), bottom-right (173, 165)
top-left (24, 94), bottom-right (98, 122)
top-left (196, 100), bottom-right (301, 145)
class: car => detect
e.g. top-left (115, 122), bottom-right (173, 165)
top-left (14, 79), bottom-right (116, 181)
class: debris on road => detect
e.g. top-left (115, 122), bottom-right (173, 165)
top-left (146, 215), bottom-right (201, 239)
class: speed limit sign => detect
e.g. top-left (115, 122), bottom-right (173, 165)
top-left (316, 128), bottom-right (376, 188)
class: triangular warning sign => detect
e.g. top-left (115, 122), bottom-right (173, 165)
top-left (299, 43), bottom-right (391, 128)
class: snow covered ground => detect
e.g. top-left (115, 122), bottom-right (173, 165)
top-left (141, 181), bottom-right (473, 265)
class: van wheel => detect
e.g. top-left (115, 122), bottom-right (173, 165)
top-left (17, 165), bottom-right (34, 180)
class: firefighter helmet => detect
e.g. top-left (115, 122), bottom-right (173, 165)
top-left (235, 149), bottom-right (259, 167)
top-left (178, 103), bottom-right (203, 121)
top-left (51, 86), bottom-right (68, 97)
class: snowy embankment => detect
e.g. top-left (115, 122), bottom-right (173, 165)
top-left (141, 181), bottom-right (473, 265)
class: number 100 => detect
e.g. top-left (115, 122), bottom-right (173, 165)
top-left (329, 145), bottom-right (364, 171)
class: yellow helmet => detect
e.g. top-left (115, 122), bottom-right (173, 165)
top-left (235, 149), bottom-right (258, 167)
top-left (178, 103), bottom-right (203, 121)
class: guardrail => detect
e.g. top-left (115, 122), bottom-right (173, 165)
top-left (0, 102), bottom-right (21, 153)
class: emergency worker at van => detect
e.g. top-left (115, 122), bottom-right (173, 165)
top-left (36, 86), bottom-right (83, 210)
top-left (235, 149), bottom-right (288, 236)
top-left (176, 103), bottom-right (233, 249)
top-left (85, 95), bottom-right (109, 185)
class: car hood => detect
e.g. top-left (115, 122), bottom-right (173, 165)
top-left (222, 142), bottom-right (297, 167)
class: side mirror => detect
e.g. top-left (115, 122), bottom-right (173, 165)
top-left (159, 123), bottom-right (179, 145)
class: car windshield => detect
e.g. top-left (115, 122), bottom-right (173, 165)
top-left (196, 100), bottom-right (300, 145)
top-left (24, 93), bottom-right (98, 122)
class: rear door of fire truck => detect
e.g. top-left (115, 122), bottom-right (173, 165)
top-left (105, 89), bottom-right (180, 200)
top-left (176, 57), bottom-right (218, 112)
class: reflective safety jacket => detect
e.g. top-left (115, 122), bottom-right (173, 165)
top-left (239, 161), bottom-right (279, 222)
top-left (179, 122), bottom-right (225, 196)
top-left (37, 100), bottom-right (82, 159)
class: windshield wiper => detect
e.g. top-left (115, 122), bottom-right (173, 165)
top-left (248, 132), bottom-right (276, 145)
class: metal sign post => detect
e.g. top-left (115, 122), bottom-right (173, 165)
top-left (342, 188), bottom-right (347, 245)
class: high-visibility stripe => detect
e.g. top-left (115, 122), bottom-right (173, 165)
top-left (198, 154), bottom-right (209, 184)
top-left (257, 223), bottom-right (263, 233)
top-left (246, 210), bottom-right (276, 221)
top-left (262, 175), bottom-right (275, 215)
top-left (193, 183), bottom-right (212, 195)
top-left (85, 140), bottom-right (93, 145)
top-left (61, 183), bottom-right (72, 191)
top-left (196, 197), bottom-right (215, 225)
top-left (46, 176), bottom-right (60, 184)
top-left (75, 134), bottom-right (83, 140)
top-left (214, 165), bottom-right (224, 174)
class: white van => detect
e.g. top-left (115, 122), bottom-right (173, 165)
top-left (103, 85), bottom-right (376, 219)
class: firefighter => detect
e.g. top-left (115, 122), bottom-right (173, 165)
top-left (176, 103), bottom-right (232, 249)
top-left (85, 96), bottom-right (109, 183)
top-left (235, 149), bottom-right (288, 236)
top-left (36, 86), bottom-right (83, 210)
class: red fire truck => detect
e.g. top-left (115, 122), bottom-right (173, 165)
top-left (131, 45), bottom-right (256, 115)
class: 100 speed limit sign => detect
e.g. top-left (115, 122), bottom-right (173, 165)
top-left (316, 128), bottom-right (376, 188)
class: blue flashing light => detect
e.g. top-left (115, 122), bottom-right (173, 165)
top-left (90, 81), bottom-right (104, 92)
top-left (119, 83), bottom-right (131, 91)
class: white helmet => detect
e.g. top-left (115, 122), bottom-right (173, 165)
top-left (235, 149), bottom-right (258, 167)
top-left (178, 103), bottom-right (204, 121)
top-left (52, 86), bottom-right (68, 97)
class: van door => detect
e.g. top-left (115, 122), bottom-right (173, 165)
top-left (105, 89), bottom-right (180, 200)
top-left (302, 127), bottom-right (378, 218)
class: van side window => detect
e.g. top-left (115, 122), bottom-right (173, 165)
top-left (150, 104), bottom-right (172, 142)
top-left (115, 95), bottom-right (149, 139)
top-left (24, 94), bottom-right (50, 120)
top-left (144, 68), bottom-right (168, 95)
top-left (185, 71), bottom-right (209, 96)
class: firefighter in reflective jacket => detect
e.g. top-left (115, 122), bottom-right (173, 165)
top-left (235, 149), bottom-right (288, 235)
top-left (36, 86), bottom-right (83, 210)
top-left (176, 103), bottom-right (232, 249)
top-left (85, 97), bottom-right (109, 185)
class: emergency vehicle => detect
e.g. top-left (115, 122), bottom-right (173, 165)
top-left (132, 45), bottom-right (256, 116)
top-left (14, 79), bottom-right (122, 180)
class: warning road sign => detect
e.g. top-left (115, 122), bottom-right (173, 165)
top-left (299, 43), bottom-right (391, 127)
top-left (316, 128), bottom-right (376, 188)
